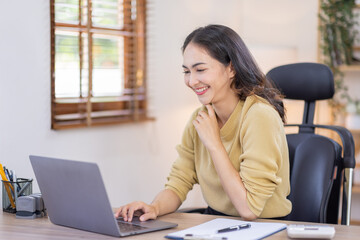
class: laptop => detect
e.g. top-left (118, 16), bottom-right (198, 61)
top-left (29, 155), bottom-right (178, 237)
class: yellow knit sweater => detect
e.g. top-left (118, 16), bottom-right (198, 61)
top-left (165, 95), bottom-right (292, 218)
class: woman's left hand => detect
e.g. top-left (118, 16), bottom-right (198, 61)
top-left (192, 104), bottom-right (222, 151)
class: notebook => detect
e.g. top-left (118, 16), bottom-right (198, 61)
top-left (165, 218), bottom-right (286, 240)
top-left (29, 155), bottom-right (178, 237)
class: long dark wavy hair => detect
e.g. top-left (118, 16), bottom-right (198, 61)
top-left (182, 24), bottom-right (286, 123)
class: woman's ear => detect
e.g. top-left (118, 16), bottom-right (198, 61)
top-left (228, 62), bottom-right (236, 79)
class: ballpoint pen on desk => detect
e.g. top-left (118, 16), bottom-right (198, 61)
top-left (217, 223), bottom-right (251, 233)
top-left (184, 234), bottom-right (227, 240)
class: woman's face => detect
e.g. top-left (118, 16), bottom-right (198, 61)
top-left (182, 43), bottom-right (235, 106)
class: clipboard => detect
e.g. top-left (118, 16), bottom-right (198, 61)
top-left (165, 218), bottom-right (287, 240)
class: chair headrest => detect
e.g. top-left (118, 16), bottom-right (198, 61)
top-left (266, 63), bottom-right (334, 101)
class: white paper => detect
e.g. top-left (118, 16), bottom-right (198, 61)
top-left (165, 218), bottom-right (287, 240)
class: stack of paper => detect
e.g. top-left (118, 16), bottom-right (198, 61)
top-left (165, 218), bottom-right (286, 240)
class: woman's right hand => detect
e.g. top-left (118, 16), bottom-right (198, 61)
top-left (114, 201), bottom-right (159, 222)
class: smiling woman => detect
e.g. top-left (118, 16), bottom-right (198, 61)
top-left (115, 24), bottom-right (292, 222)
top-left (50, 0), bottom-right (149, 129)
top-left (182, 43), bottom-right (237, 111)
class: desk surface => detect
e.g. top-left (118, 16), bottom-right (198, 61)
top-left (1, 211), bottom-right (360, 240)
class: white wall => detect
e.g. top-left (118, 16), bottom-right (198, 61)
top-left (0, 0), bottom-right (318, 210)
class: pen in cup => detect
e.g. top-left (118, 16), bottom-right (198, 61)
top-left (217, 223), bottom-right (251, 233)
top-left (12, 171), bottom-right (21, 192)
top-left (4, 167), bottom-right (11, 181)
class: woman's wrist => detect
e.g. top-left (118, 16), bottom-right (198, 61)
top-left (150, 201), bottom-right (160, 217)
top-left (207, 141), bottom-right (226, 156)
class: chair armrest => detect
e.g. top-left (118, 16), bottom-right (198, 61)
top-left (286, 124), bottom-right (355, 168)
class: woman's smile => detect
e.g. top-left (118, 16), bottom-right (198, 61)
top-left (194, 86), bottom-right (210, 95)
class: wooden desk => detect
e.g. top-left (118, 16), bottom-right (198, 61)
top-left (1, 211), bottom-right (360, 239)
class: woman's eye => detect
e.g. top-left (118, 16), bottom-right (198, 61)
top-left (183, 70), bottom-right (190, 74)
top-left (197, 69), bottom-right (206, 72)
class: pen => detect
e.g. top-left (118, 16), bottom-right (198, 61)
top-left (217, 223), bottom-right (251, 233)
top-left (4, 167), bottom-right (11, 181)
top-left (0, 164), bottom-right (16, 208)
top-left (8, 169), bottom-right (14, 181)
top-left (12, 171), bottom-right (21, 192)
top-left (184, 234), bottom-right (227, 240)
top-left (3, 167), bottom-right (16, 196)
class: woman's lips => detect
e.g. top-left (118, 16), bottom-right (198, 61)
top-left (194, 86), bottom-right (209, 95)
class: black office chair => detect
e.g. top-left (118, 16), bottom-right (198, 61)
top-left (266, 62), bottom-right (356, 225)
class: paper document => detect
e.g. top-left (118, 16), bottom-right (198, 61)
top-left (165, 218), bottom-right (286, 240)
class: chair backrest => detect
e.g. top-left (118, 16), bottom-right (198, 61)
top-left (266, 63), bottom-right (355, 225)
top-left (267, 62), bottom-right (334, 126)
top-left (286, 134), bottom-right (342, 223)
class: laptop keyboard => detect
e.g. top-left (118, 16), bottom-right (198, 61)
top-left (117, 221), bottom-right (148, 233)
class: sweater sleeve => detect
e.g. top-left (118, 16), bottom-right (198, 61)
top-left (239, 103), bottom-right (285, 217)
top-left (165, 113), bottom-right (198, 202)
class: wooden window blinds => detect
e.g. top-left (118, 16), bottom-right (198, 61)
top-left (50, 0), bottom-right (148, 129)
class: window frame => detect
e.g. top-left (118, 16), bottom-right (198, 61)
top-left (50, 0), bottom-right (150, 130)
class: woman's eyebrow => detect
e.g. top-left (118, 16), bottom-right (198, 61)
top-left (182, 62), bottom-right (206, 69)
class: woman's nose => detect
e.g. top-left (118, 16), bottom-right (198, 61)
top-left (188, 74), bottom-right (199, 87)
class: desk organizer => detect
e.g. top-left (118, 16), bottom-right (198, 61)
top-left (2, 178), bottom-right (32, 213)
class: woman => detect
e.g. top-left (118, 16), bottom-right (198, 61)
top-left (115, 24), bottom-right (291, 221)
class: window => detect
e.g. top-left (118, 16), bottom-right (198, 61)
top-left (50, 0), bottom-right (148, 129)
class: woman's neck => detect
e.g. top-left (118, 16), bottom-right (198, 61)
top-left (212, 95), bottom-right (239, 128)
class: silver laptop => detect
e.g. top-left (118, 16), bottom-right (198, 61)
top-left (29, 155), bottom-right (178, 237)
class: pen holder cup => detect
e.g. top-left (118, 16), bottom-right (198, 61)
top-left (2, 178), bottom-right (33, 213)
